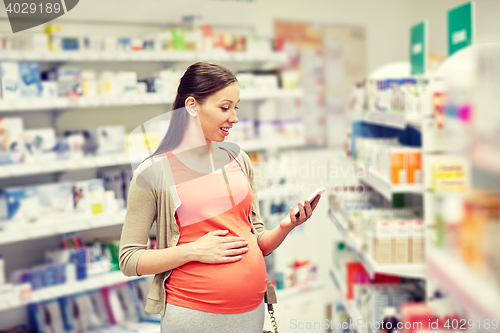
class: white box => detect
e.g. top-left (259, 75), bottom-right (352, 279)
top-left (24, 128), bottom-right (57, 163)
top-left (36, 182), bottom-right (74, 219)
top-left (393, 220), bottom-right (409, 264)
top-left (73, 179), bottom-right (105, 215)
top-left (0, 117), bottom-right (24, 164)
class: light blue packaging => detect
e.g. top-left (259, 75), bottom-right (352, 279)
top-left (37, 182), bottom-right (74, 218)
top-left (0, 191), bottom-right (7, 223)
top-left (1, 186), bottom-right (39, 222)
top-left (0, 61), bottom-right (20, 99)
top-left (19, 62), bottom-right (42, 98)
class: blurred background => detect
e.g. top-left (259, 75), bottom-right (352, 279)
top-left (1, 0), bottom-right (500, 332)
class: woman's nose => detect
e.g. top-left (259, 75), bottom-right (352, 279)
top-left (229, 110), bottom-right (238, 123)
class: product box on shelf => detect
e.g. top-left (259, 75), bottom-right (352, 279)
top-left (101, 168), bottom-right (125, 201)
top-left (373, 220), bottom-right (393, 264)
top-left (389, 148), bottom-right (407, 184)
top-left (9, 33), bottom-right (48, 51)
top-left (92, 125), bottom-right (125, 155)
top-left (18, 62), bottom-right (42, 98)
top-left (393, 220), bottom-right (410, 263)
top-left (0, 186), bottom-right (39, 223)
top-left (122, 169), bottom-right (133, 205)
top-left (0, 117), bottom-right (24, 165)
top-left (24, 128), bottom-right (57, 163)
top-left (409, 219), bottom-right (425, 263)
top-left (81, 69), bottom-right (98, 97)
top-left (0, 61), bottom-right (21, 99)
top-left (57, 68), bottom-right (81, 97)
top-left (37, 182), bottom-right (74, 219)
top-left (73, 179), bottom-right (105, 215)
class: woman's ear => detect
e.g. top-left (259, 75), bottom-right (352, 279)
top-left (185, 97), bottom-right (197, 117)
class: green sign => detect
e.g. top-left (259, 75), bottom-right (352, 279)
top-left (448, 2), bottom-right (474, 56)
top-left (410, 22), bottom-right (426, 75)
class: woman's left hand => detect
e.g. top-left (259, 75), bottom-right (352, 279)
top-left (280, 196), bottom-right (321, 232)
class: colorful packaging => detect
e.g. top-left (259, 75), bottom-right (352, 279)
top-left (0, 117), bottom-right (24, 165)
top-left (407, 149), bottom-right (422, 184)
top-left (390, 149), bottom-right (407, 184)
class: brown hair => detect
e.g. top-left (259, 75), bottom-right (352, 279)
top-left (151, 62), bottom-right (237, 157)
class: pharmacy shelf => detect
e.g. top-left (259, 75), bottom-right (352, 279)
top-left (328, 210), bottom-right (425, 279)
top-left (427, 247), bottom-right (500, 320)
top-left (0, 89), bottom-right (303, 112)
top-left (329, 268), bottom-right (366, 333)
top-left (0, 50), bottom-right (288, 63)
top-left (0, 271), bottom-right (144, 312)
top-left (363, 111), bottom-right (407, 129)
top-left (352, 109), bottom-right (422, 130)
top-left (354, 161), bottom-right (423, 201)
top-left (0, 153), bottom-right (131, 179)
top-left (0, 137), bottom-right (306, 180)
top-left (276, 279), bottom-right (324, 300)
top-left (0, 210), bottom-right (127, 246)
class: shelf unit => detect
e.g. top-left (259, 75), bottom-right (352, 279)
top-left (0, 135), bottom-right (306, 180)
top-left (0, 271), bottom-right (145, 312)
top-left (328, 210), bottom-right (425, 279)
top-left (276, 279), bottom-right (324, 300)
top-left (427, 247), bottom-right (500, 320)
top-left (0, 89), bottom-right (303, 113)
top-left (329, 268), bottom-right (366, 333)
top-left (354, 162), bottom-right (423, 201)
top-left (0, 32), bottom-right (311, 329)
top-left (327, 62), bottom-right (426, 324)
top-left (0, 50), bottom-right (288, 63)
top-left (0, 210), bottom-right (127, 245)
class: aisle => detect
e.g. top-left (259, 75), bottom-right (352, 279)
top-left (263, 147), bottom-right (355, 332)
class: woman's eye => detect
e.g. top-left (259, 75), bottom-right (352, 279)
top-left (221, 107), bottom-right (229, 111)
top-left (235, 106), bottom-right (239, 110)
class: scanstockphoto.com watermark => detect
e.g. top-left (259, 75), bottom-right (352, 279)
top-left (254, 161), bottom-right (377, 197)
top-left (290, 319), bottom-right (424, 331)
top-left (290, 318), bottom-right (500, 331)
top-left (255, 160), bottom-right (378, 181)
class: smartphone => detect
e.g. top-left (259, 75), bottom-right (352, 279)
top-left (293, 187), bottom-right (326, 218)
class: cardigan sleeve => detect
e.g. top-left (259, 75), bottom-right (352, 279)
top-left (119, 167), bottom-right (158, 277)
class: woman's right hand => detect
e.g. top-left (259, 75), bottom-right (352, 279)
top-left (189, 229), bottom-right (248, 264)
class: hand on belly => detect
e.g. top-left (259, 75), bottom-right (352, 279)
top-left (189, 229), bottom-right (249, 264)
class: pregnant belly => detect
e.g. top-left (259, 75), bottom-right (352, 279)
top-left (165, 244), bottom-right (268, 314)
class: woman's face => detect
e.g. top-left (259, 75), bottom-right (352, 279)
top-left (196, 82), bottom-right (240, 142)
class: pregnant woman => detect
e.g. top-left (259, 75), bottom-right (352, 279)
top-left (119, 62), bottom-right (321, 333)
